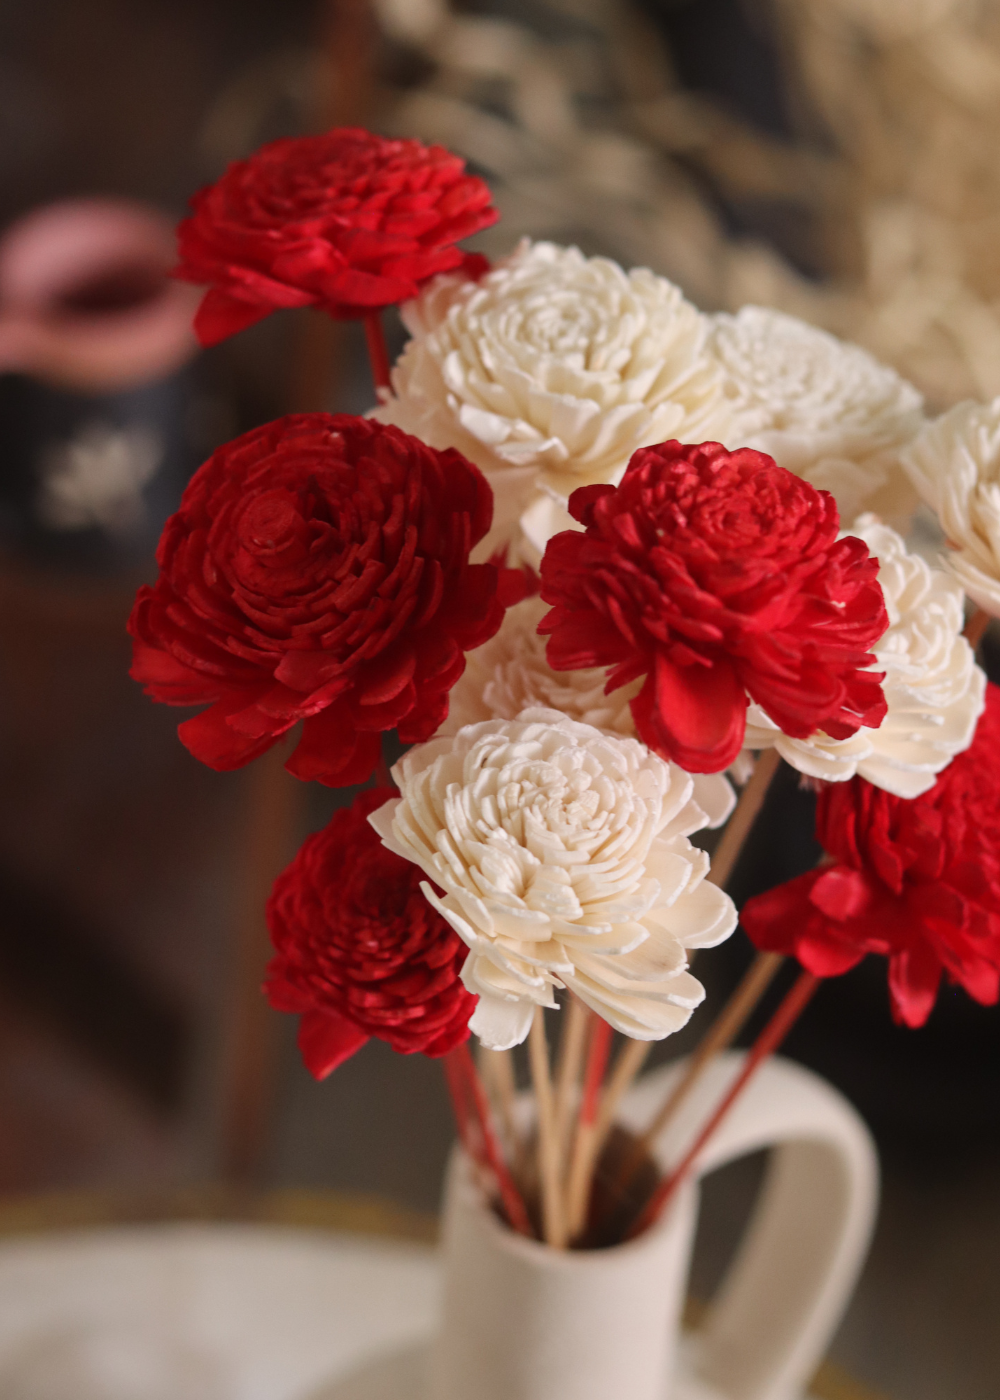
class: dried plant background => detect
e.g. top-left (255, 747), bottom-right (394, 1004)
top-left (198, 0), bottom-right (1000, 411)
top-left (352, 0), bottom-right (999, 416)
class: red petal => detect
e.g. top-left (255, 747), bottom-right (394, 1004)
top-left (630, 650), bottom-right (747, 773)
top-left (178, 697), bottom-right (279, 770)
top-left (808, 866), bottom-right (872, 921)
top-left (318, 265), bottom-right (415, 308)
top-left (741, 874), bottom-right (866, 977)
top-left (193, 289), bottom-right (276, 346)
top-left (286, 704), bottom-right (381, 786)
top-left (887, 945), bottom-right (941, 1028)
top-left (298, 1010), bottom-right (369, 1079)
top-left (543, 609), bottom-right (628, 671)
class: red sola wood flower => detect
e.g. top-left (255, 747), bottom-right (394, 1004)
top-left (741, 683), bottom-right (1000, 1027)
top-left (128, 414), bottom-right (505, 785)
top-left (175, 127), bottom-right (497, 345)
top-left (266, 787), bottom-right (476, 1075)
top-left (538, 440), bottom-right (889, 773)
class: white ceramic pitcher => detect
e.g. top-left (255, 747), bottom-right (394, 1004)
top-left (430, 1052), bottom-right (878, 1400)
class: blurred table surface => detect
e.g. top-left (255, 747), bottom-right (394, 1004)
top-left (0, 1186), bottom-right (887, 1400)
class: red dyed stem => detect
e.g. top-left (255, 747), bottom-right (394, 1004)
top-left (443, 1047), bottom-right (476, 1147)
top-left (374, 737), bottom-right (393, 790)
top-left (364, 311), bottom-right (391, 395)
top-left (444, 1043), bottom-right (532, 1236)
top-left (628, 970), bottom-right (820, 1239)
top-left (580, 1017), bottom-right (614, 1126)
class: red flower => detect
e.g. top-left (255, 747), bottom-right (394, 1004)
top-left (175, 127), bottom-right (497, 345)
top-left (128, 414), bottom-right (504, 786)
top-left (538, 440), bottom-right (888, 773)
top-left (742, 683), bottom-right (1000, 1027)
top-left (266, 787), bottom-right (476, 1075)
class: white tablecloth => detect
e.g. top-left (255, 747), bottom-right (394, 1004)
top-left (0, 1222), bottom-right (438, 1400)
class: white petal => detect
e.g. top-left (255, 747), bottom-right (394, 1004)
top-left (469, 992), bottom-right (537, 1051)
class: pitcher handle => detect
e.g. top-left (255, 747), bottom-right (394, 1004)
top-left (623, 1052), bottom-right (878, 1400)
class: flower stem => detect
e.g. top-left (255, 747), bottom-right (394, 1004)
top-left (529, 1007), bottom-right (567, 1246)
top-left (374, 733), bottom-right (393, 789)
top-left (363, 310), bottom-right (392, 397)
top-left (566, 755), bottom-right (784, 1205)
top-left (444, 1043), bottom-right (532, 1236)
top-left (554, 996), bottom-right (591, 1166)
top-left (964, 605), bottom-right (992, 648)
top-left (627, 968), bottom-right (819, 1239)
top-left (602, 951), bottom-right (785, 1223)
top-left (564, 1015), bottom-right (614, 1239)
top-left (643, 951), bottom-right (784, 1151)
top-left (480, 1047), bottom-right (527, 1184)
top-left (708, 748), bottom-right (781, 890)
top-left (586, 1035), bottom-right (651, 1183)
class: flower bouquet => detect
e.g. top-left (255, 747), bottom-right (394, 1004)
top-left (128, 127), bottom-right (999, 1399)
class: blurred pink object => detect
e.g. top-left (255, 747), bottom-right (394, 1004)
top-left (0, 199), bottom-right (200, 393)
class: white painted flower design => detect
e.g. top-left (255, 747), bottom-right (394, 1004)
top-left (369, 710), bottom-right (737, 1050)
top-left (743, 516), bottom-right (985, 797)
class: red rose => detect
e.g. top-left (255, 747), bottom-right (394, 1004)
top-left (741, 683), bottom-right (1000, 1027)
top-left (128, 414), bottom-right (504, 785)
top-left (538, 440), bottom-right (888, 773)
top-left (175, 127), bottom-right (497, 345)
top-left (266, 787), bottom-right (476, 1075)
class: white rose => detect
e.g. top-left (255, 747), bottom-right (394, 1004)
top-left (901, 397), bottom-right (1000, 618)
top-left (372, 240), bottom-right (725, 559)
top-left (369, 710), bottom-right (737, 1050)
top-left (743, 516), bottom-right (986, 798)
top-left (439, 595), bottom-right (735, 830)
top-left (705, 306), bottom-right (925, 527)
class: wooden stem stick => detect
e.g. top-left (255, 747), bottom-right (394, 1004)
top-left (964, 605), bottom-right (992, 648)
top-left (708, 749), bottom-right (781, 890)
top-left (591, 1035), bottom-right (651, 1161)
top-left (364, 310), bottom-right (392, 395)
top-left (628, 969), bottom-right (820, 1239)
top-left (564, 1016), bottom-right (613, 1239)
top-left (444, 1044), bottom-right (532, 1236)
top-left (561, 756), bottom-right (784, 1194)
top-left (554, 996), bottom-right (591, 1165)
top-left (481, 1047), bottom-right (526, 1180)
top-left (637, 950), bottom-right (785, 1157)
top-left (529, 1007), bottom-right (566, 1246)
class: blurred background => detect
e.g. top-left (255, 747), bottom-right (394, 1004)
top-left (0, 2), bottom-right (998, 1397)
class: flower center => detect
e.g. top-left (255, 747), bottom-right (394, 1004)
top-left (490, 757), bottom-right (615, 855)
top-left (236, 489), bottom-right (311, 566)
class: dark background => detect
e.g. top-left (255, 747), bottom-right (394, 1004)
top-left (0, 4), bottom-right (997, 1398)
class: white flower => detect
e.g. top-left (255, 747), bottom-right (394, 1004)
top-left (372, 240), bottom-right (724, 559)
top-left (743, 516), bottom-right (986, 798)
top-left (369, 710), bottom-right (737, 1050)
top-left (439, 596), bottom-right (735, 830)
top-left (902, 397), bottom-right (1000, 618)
top-left (705, 306), bottom-right (925, 527)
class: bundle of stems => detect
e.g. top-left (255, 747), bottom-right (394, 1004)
top-left (438, 746), bottom-right (816, 1247)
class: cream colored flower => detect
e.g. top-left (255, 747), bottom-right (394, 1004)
top-left (372, 240), bottom-right (724, 558)
top-left (706, 306), bottom-right (924, 526)
top-left (439, 596), bottom-right (735, 829)
top-left (369, 710), bottom-right (737, 1050)
top-left (902, 397), bottom-right (1000, 618)
top-left (743, 516), bottom-right (985, 797)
